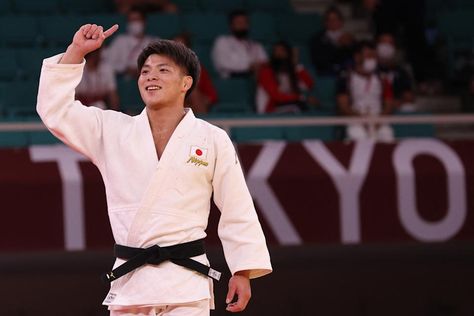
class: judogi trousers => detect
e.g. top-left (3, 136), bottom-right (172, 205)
top-left (110, 300), bottom-right (210, 316)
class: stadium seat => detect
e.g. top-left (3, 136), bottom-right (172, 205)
top-left (39, 15), bottom-right (87, 47)
top-left (60, 0), bottom-right (111, 14)
top-left (0, 16), bottom-right (39, 47)
top-left (192, 44), bottom-right (217, 78)
top-left (212, 78), bottom-right (253, 113)
top-left (117, 78), bottom-right (144, 114)
top-left (199, 0), bottom-right (245, 12)
top-left (0, 0), bottom-right (12, 15)
top-left (277, 13), bottom-right (323, 45)
top-left (182, 13), bottom-right (227, 45)
top-left (313, 76), bottom-right (337, 111)
top-left (173, 0), bottom-right (200, 12)
top-left (245, 0), bottom-right (292, 13)
top-left (3, 80), bottom-right (39, 117)
top-left (13, 0), bottom-right (60, 15)
top-left (249, 12), bottom-right (278, 45)
top-left (17, 48), bottom-right (61, 79)
top-left (0, 48), bottom-right (19, 80)
top-left (147, 13), bottom-right (182, 40)
top-left (284, 125), bottom-right (335, 141)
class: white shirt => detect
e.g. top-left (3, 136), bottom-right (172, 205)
top-left (211, 35), bottom-right (268, 78)
top-left (76, 62), bottom-right (116, 109)
top-left (37, 54), bottom-right (272, 308)
top-left (104, 34), bottom-right (158, 74)
top-left (349, 72), bottom-right (382, 115)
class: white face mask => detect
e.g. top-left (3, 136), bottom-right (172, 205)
top-left (127, 21), bottom-right (145, 36)
top-left (377, 43), bottom-right (395, 60)
top-left (362, 58), bottom-right (377, 73)
top-left (326, 29), bottom-right (343, 44)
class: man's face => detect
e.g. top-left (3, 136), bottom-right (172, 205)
top-left (325, 12), bottom-right (343, 31)
top-left (138, 54), bottom-right (191, 108)
top-left (230, 15), bottom-right (249, 33)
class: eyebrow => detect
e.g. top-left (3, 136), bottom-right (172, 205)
top-left (142, 63), bottom-right (172, 69)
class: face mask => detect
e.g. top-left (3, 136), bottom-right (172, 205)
top-left (326, 29), bottom-right (343, 44)
top-left (127, 21), bottom-right (144, 36)
top-left (362, 58), bottom-right (377, 73)
top-left (377, 43), bottom-right (395, 60)
top-left (233, 29), bottom-right (249, 39)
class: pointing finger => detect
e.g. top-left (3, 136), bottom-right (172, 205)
top-left (103, 24), bottom-right (119, 38)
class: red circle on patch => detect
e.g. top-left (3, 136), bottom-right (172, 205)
top-left (196, 149), bottom-right (203, 156)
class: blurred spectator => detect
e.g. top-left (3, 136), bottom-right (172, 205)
top-left (256, 41), bottom-right (315, 114)
top-left (309, 6), bottom-right (354, 77)
top-left (211, 10), bottom-right (268, 79)
top-left (376, 33), bottom-right (416, 112)
top-left (363, 0), bottom-right (431, 86)
top-left (104, 7), bottom-right (158, 77)
top-left (337, 41), bottom-right (394, 142)
top-left (76, 49), bottom-right (120, 111)
top-left (114, 0), bottom-right (178, 14)
top-left (461, 76), bottom-right (474, 113)
top-left (173, 33), bottom-right (218, 114)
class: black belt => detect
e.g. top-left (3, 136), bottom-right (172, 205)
top-left (101, 238), bottom-right (221, 283)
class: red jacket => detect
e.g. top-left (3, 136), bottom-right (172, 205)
top-left (256, 64), bottom-right (314, 113)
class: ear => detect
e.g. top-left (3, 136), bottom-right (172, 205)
top-left (182, 76), bottom-right (193, 93)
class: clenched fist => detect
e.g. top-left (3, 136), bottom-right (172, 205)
top-left (60, 23), bottom-right (119, 64)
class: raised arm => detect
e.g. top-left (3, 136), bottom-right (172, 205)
top-left (37, 24), bottom-right (118, 162)
top-left (61, 24), bottom-right (118, 64)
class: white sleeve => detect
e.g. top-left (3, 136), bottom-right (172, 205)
top-left (254, 42), bottom-right (268, 63)
top-left (211, 36), bottom-right (250, 77)
top-left (36, 54), bottom-right (105, 164)
top-left (212, 128), bottom-right (272, 279)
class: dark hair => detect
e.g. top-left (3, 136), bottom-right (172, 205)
top-left (228, 9), bottom-right (248, 24)
top-left (354, 40), bottom-right (375, 55)
top-left (324, 6), bottom-right (344, 22)
top-left (270, 41), bottom-right (300, 94)
top-left (137, 39), bottom-right (201, 99)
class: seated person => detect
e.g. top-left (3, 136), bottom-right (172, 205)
top-left (256, 41), bottom-right (315, 114)
top-left (211, 10), bottom-right (268, 79)
top-left (309, 6), bottom-right (354, 77)
top-left (114, 0), bottom-right (178, 14)
top-left (337, 41), bottom-right (394, 142)
top-left (76, 48), bottom-right (120, 111)
top-left (376, 32), bottom-right (416, 112)
top-left (173, 33), bottom-right (218, 114)
top-left (103, 7), bottom-right (158, 77)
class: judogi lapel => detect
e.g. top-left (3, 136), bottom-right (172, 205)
top-left (127, 109), bottom-right (195, 246)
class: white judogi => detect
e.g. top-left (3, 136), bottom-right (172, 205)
top-left (37, 54), bottom-right (272, 309)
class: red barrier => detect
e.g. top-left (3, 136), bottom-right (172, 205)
top-left (1, 139), bottom-right (473, 251)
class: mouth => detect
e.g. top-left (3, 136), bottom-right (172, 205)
top-left (145, 85), bottom-right (162, 91)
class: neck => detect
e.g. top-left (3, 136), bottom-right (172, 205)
top-left (146, 105), bottom-right (186, 135)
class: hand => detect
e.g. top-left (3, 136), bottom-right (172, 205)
top-left (225, 271), bottom-right (251, 312)
top-left (60, 24), bottom-right (119, 64)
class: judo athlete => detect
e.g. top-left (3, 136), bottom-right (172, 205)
top-left (36, 24), bottom-right (272, 315)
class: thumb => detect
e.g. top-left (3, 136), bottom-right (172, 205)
top-left (226, 279), bottom-right (237, 304)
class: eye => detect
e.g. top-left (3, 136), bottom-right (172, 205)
top-left (141, 69), bottom-right (149, 75)
top-left (160, 68), bottom-right (169, 73)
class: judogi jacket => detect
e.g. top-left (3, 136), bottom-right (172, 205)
top-left (37, 54), bottom-right (272, 308)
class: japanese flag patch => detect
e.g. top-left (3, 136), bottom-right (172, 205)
top-left (190, 145), bottom-right (208, 159)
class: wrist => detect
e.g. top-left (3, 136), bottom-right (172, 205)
top-left (60, 44), bottom-right (86, 64)
top-left (234, 270), bottom-right (251, 278)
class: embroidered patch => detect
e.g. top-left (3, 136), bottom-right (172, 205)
top-left (104, 292), bottom-right (117, 304)
top-left (187, 156), bottom-right (209, 167)
top-left (187, 146), bottom-right (209, 167)
top-left (190, 145), bottom-right (208, 159)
